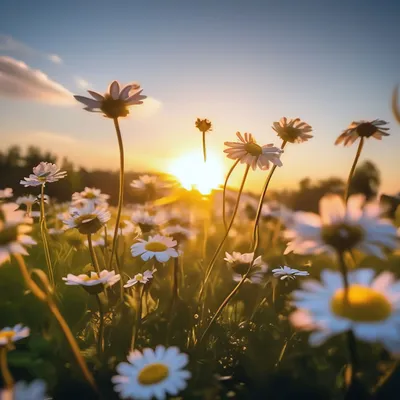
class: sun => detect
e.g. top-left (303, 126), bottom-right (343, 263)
top-left (168, 150), bottom-right (224, 195)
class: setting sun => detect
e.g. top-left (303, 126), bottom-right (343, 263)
top-left (168, 150), bottom-right (224, 195)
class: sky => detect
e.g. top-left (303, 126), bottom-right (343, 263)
top-left (0, 0), bottom-right (399, 195)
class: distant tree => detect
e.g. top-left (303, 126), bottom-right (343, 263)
top-left (349, 160), bottom-right (380, 201)
top-left (25, 146), bottom-right (57, 167)
top-left (5, 146), bottom-right (23, 167)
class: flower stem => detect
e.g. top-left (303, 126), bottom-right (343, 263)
top-left (337, 251), bottom-right (359, 389)
top-left (87, 234), bottom-right (100, 275)
top-left (198, 164), bottom-right (250, 301)
top-left (202, 131), bottom-right (207, 162)
top-left (344, 137), bottom-right (364, 202)
top-left (0, 347), bottom-right (13, 389)
top-left (95, 294), bottom-right (104, 356)
top-left (14, 254), bottom-right (98, 392)
top-left (40, 184), bottom-right (54, 286)
top-left (131, 286), bottom-right (144, 351)
top-left (222, 159), bottom-right (240, 231)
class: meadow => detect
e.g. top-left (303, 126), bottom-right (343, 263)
top-left (0, 81), bottom-right (400, 400)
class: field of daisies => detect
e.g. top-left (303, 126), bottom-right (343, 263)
top-left (1, 81), bottom-right (400, 400)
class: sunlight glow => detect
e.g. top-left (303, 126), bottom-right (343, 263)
top-left (168, 150), bottom-right (224, 195)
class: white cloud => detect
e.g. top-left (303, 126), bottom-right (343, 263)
top-left (28, 131), bottom-right (77, 144)
top-left (0, 35), bottom-right (63, 64)
top-left (0, 56), bottom-right (74, 105)
top-left (74, 76), bottom-right (91, 89)
top-left (132, 97), bottom-right (162, 119)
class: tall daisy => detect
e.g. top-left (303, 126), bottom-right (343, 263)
top-left (112, 345), bottom-right (191, 400)
top-left (72, 187), bottom-right (110, 207)
top-left (290, 268), bottom-right (400, 354)
top-left (62, 270), bottom-right (120, 294)
top-left (272, 117), bottom-right (313, 144)
top-left (0, 203), bottom-right (36, 265)
top-left (284, 194), bottom-right (397, 258)
top-left (131, 235), bottom-right (178, 263)
top-left (195, 118), bottom-right (213, 162)
top-left (20, 162), bottom-right (67, 187)
top-left (272, 266), bottom-right (309, 280)
top-left (0, 324), bottom-right (30, 346)
top-left (131, 210), bottom-right (165, 234)
top-left (124, 269), bottom-right (156, 288)
top-left (225, 252), bottom-right (268, 284)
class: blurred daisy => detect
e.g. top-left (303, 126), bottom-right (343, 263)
top-left (74, 80), bottom-right (146, 119)
top-left (131, 210), bottom-right (164, 233)
top-left (48, 228), bottom-right (64, 236)
top-left (131, 234), bottom-right (178, 263)
top-left (72, 187), bottom-right (110, 207)
top-left (16, 195), bottom-right (37, 208)
top-left (290, 268), bottom-right (400, 352)
top-left (162, 225), bottom-right (194, 244)
top-left (112, 345), bottom-right (191, 400)
top-left (124, 269), bottom-right (157, 288)
top-left (0, 379), bottom-right (47, 400)
top-left (0, 188), bottom-right (13, 199)
top-left (130, 175), bottom-right (169, 200)
top-left (224, 132), bottom-right (283, 171)
top-left (272, 117), bottom-right (313, 144)
top-left (195, 118), bottom-right (212, 134)
top-left (112, 219), bottom-right (137, 236)
top-left (224, 252), bottom-right (266, 283)
top-left (335, 119), bottom-right (390, 146)
top-left (272, 266), bottom-right (309, 280)
top-left (62, 270), bottom-right (120, 294)
top-left (84, 237), bottom-right (106, 247)
top-left (0, 324), bottom-right (30, 346)
top-left (284, 194), bottom-right (397, 258)
top-left (0, 203), bottom-right (36, 265)
top-left (20, 162), bottom-right (67, 187)
top-left (63, 202), bottom-right (110, 235)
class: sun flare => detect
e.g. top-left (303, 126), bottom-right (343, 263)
top-left (168, 150), bottom-right (224, 195)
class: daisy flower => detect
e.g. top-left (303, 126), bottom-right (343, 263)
top-left (195, 118), bottom-right (212, 134)
top-left (48, 228), bottom-right (64, 236)
top-left (62, 270), bottom-right (120, 294)
top-left (335, 119), bottom-right (390, 146)
top-left (0, 324), bottom-right (30, 346)
top-left (72, 187), bottom-right (110, 207)
top-left (111, 219), bottom-right (137, 236)
top-left (124, 269), bottom-right (157, 288)
top-left (131, 235), bottom-right (178, 263)
top-left (284, 194), bottom-right (397, 258)
top-left (224, 132), bottom-right (283, 171)
top-left (74, 80), bottom-right (146, 119)
top-left (272, 266), bottom-right (310, 280)
top-left (112, 345), bottom-right (191, 400)
top-left (272, 117), bottom-right (313, 144)
top-left (290, 268), bottom-right (400, 353)
top-left (130, 175), bottom-right (169, 198)
top-left (131, 210), bottom-right (164, 233)
top-left (0, 380), bottom-right (47, 400)
top-left (224, 252), bottom-right (266, 283)
top-left (0, 188), bottom-right (13, 199)
top-left (84, 237), bottom-right (106, 247)
top-left (20, 162), bottom-right (67, 187)
top-left (162, 225), bottom-right (194, 244)
top-left (0, 203), bottom-right (36, 265)
top-left (63, 202), bottom-right (110, 235)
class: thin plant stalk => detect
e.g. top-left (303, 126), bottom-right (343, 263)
top-left (0, 347), bottom-right (13, 389)
top-left (198, 164), bottom-right (250, 301)
top-left (95, 294), bottom-right (104, 356)
top-left (14, 254), bottom-right (97, 392)
top-left (344, 137), bottom-right (364, 202)
top-left (39, 184), bottom-right (54, 286)
top-left (222, 159), bottom-right (240, 231)
top-left (87, 234), bottom-right (101, 275)
top-left (131, 285), bottom-right (144, 351)
top-left (202, 131), bottom-right (207, 162)
top-left (168, 256), bottom-right (180, 319)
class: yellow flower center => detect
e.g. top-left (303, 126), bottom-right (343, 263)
top-left (281, 126), bottom-right (302, 142)
top-left (0, 331), bottom-right (15, 342)
top-left (321, 223), bottom-right (364, 252)
top-left (100, 95), bottom-right (129, 119)
top-left (244, 142), bottom-right (262, 156)
top-left (119, 220), bottom-right (127, 229)
top-left (135, 273), bottom-right (144, 281)
top-left (145, 242), bottom-right (168, 252)
top-left (331, 285), bottom-right (392, 322)
top-left (84, 192), bottom-right (96, 199)
top-left (137, 363), bottom-right (169, 385)
top-left (0, 226), bottom-right (18, 246)
top-left (81, 273), bottom-right (100, 282)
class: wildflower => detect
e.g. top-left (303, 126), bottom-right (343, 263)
top-left (20, 162), bottom-right (67, 187)
top-left (112, 219), bottom-right (137, 236)
top-left (112, 345), bottom-right (191, 400)
top-left (84, 237), bottom-right (106, 247)
top-left (0, 324), bottom-right (30, 346)
top-left (272, 266), bottom-right (309, 280)
top-left (74, 80), bottom-right (146, 119)
top-left (195, 118), bottom-right (212, 134)
top-left (0, 380), bottom-right (47, 400)
top-left (335, 119), bottom-right (390, 146)
top-left (225, 252), bottom-right (267, 283)
top-left (62, 270), bottom-right (120, 294)
top-left (72, 187), bottom-right (110, 207)
top-left (131, 210), bottom-right (164, 233)
top-left (290, 268), bottom-right (400, 353)
top-left (224, 132), bottom-right (283, 171)
top-left (162, 225), bottom-right (194, 244)
top-left (0, 188), bottom-right (13, 199)
top-left (284, 194), bottom-right (397, 258)
top-left (0, 203), bottom-right (36, 265)
top-left (124, 269), bottom-right (156, 288)
top-left (48, 228), bottom-right (64, 236)
top-left (63, 202), bottom-right (110, 235)
top-left (272, 117), bottom-right (313, 143)
top-left (131, 234), bottom-right (178, 263)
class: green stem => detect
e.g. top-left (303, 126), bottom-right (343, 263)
top-left (131, 286), bottom-right (144, 351)
top-left (344, 137), bottom-right (364, 202)
top-left (198, 164), bottom-right (250, 301)
top-left (202, 131), bottom-right (207, 162)
top-left (40, 184), bottom-right (54, 286)
top-left (222, 159), bottom-right (240, 231)
top-left (87, 234), bottom-right (100, 275)
top-left (0, 347), bottom-right (13, 389)
top-left (95, 294), bottom-right (104, 356)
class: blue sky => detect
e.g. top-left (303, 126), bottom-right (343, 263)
top-left (0, 0), bottom-right (399, 194)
